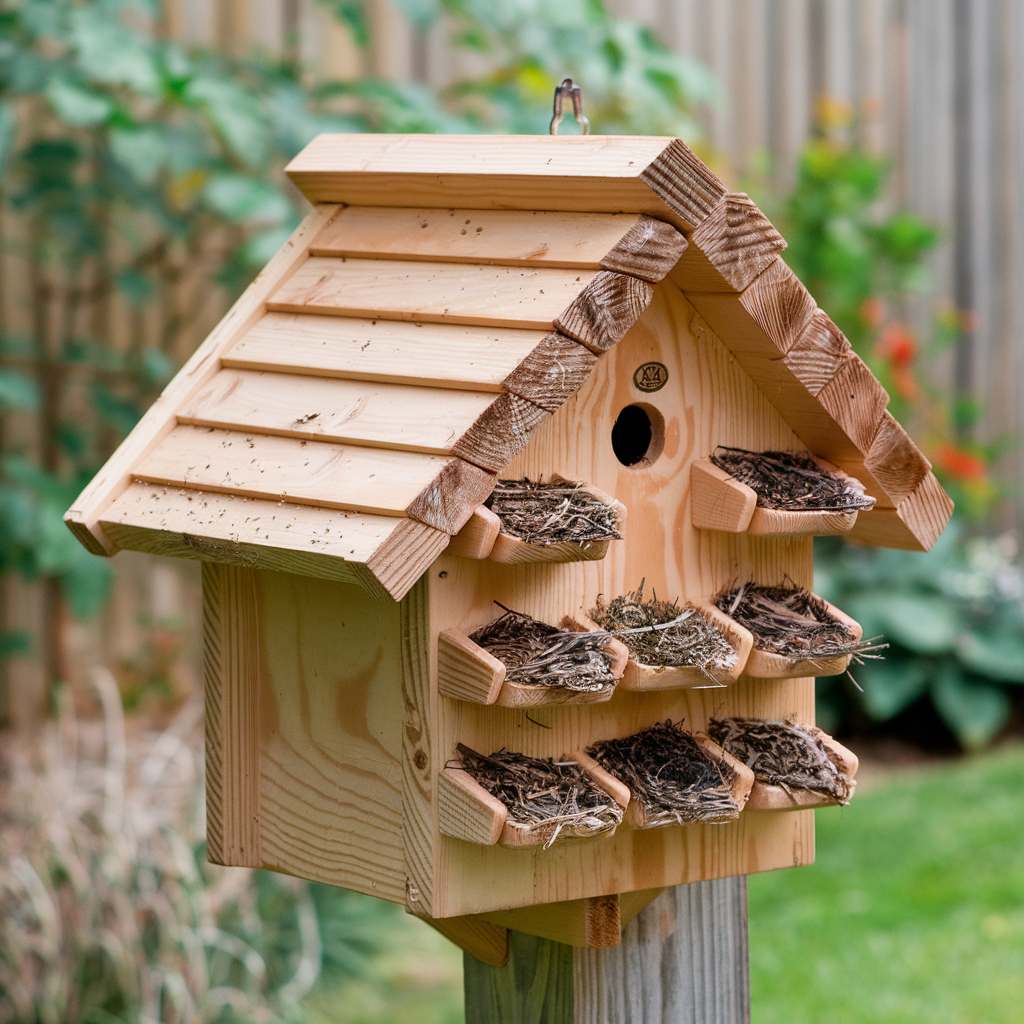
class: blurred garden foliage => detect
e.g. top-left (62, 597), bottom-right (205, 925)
top-left (0, 0), bottom-right (712, 700)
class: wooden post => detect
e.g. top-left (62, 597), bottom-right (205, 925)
top-left (464, 877), bottom-right (750, 1024)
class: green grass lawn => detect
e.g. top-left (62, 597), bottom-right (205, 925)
top-left (749, 743), bottom-right (1024, 1023)
top-left (306, 745), bottom-right (1023, 1022)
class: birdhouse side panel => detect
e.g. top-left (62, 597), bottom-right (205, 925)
top-left (203, 564), bottom-right (408, 903)
top-left (423, 280), bottom-right (817, 918)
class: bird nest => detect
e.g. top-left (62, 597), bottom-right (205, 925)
top-left (486, 477), bottom-right (622, 547)
top-left (709, 718), bottom-right (854, 805)
top-left (589, 582), bottom-right (737, 675)
top-left (714, 582), bottom-right (882, 663)
top-left (710, 446), bottom-right (876, 513)
top-left (587, 720), bottom-right (740, 827)
top-left (470, 607), bottom-right (616, 694)
top-left (451, 744), bottom-right (623, 848)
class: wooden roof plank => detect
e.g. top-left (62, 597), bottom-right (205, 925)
top-left (451, 393), bottom-right (550, 473)
top-left (286, 135), bottom-right (726, 232)
top-left (267, 257), bottom-right (596, 331)
top-left (501, 331), bottom-right (598, 412)
top-left (554, 271), bottom-right (654, 353)
top-left (134, 425), bottom-right (452, 517)
top-left (599, 215), bottom-right (689, 283)
top-left (310, 207), bottom-right (642, 268)
top-left (178, 368), bottom-right (497, 456)
top-left (226, 313), bottom-right (547, 393)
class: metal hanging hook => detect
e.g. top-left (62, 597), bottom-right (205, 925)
top-left (549, 78), bottom-right (590, 135)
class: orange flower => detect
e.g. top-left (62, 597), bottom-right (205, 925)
top-left (877, 322), bottom-right (917, 365)
top-left (936, 444), bottom-right (986, 482)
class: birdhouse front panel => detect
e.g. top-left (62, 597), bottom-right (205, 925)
top-left (64, 135), bottom-right (954, 940)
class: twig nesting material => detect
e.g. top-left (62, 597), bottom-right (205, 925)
top-left (487, 477), bottom-right (622, 546)
top-left (451, 744), bottom-right (623, 848)
top-left (714, 582), bottom-right (883, 663)
top-left (590, 581), bottom-right (736, 673)
top-left (470, 608), bottom-right (616, 693)
top-left (709, 718), bottom-right (853, 804)
top-left (587, 721), bottom-right (740, 827)
top-left (710, 446), bottom-right (876, 512)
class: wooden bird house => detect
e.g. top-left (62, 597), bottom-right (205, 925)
top-left (65, 134), bottom-right (952, 959)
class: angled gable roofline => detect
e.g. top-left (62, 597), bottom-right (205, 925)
top-left (64, 136), bottom-right (951, 607)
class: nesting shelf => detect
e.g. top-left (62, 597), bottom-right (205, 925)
top-left (577, 601), bottom-right (753, 691)
top-left (438, 760), bottom-right (628, 848)
top-left (690, 459), bottom-right (862, 537)
top-left (746, 732), bottom-right (859, 811)
top-left (447, 483), bottom-right (626, 565)
top-left (437, 624), bottom-right (629, 707)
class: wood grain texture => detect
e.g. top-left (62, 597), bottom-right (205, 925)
top-left (415, 914), bottom-right (509, 967)
top-left (487, 534), bottom-right (612, 566)
top-left (501, 332), bottom-right (598, 412)
top-left (554, 271), bottom-right (654, 353)
top-left (405, 458), bottom-right (496, 536)
top-left (438, 768), bottom-right (507, 845)
top-left (671, 192), bottom-right (787, 293)
top-left (268, 256), bottom-right (595, 330)
top-left (437, 628), bottom-right (506, 704)
top-left (737, 256), bottom-right (817, 354)
top-left (599, 215), bottom-right (689, 283)
top-left (452, 393), bottom-right (551, 473)
top-left (746, 507), bottom-right (858, 537)
top-left (479, 895), bottom-right (622, 949)
top-left (227, 312), bottom-right (548, 393)
top-left (136, 425), bottom-right (453, 517)
top-left (448, 506), bottom-right (501, 560)
top-left (310, 206), bottom-right (641, 268)
top-left (847, 471), bottom-right (954, 552)
top-left (401, 576), bottom-right (438, 915)
top-left (573, 879), bottom-right (751, 1024)
top-left (464, 929), bottom-right (575, 1023)
top-left (64, 204), bottom-right (343, 554)
top-left (364, 518), bottom-right (452, 602)
top-left (863, 411), bottom-right (932, 506)
top-left (427, 281), bottom-right (816, 918)
top-left (100, 483), bottom-right (396, 598)
top-left (689, 459), bottom-right (757, 532)
top-left (287, 134), bottom-right (725, 232)
top-left (203, 562), bottom-right (261, 867)
top-left (179, 368), bottom-right (496, 456)
top-left (254, 572), bottom-right (408, 901)
top-left (783, 310), bottom-right (853, 395)
top-left (816, 354), bottom-right (890, 454)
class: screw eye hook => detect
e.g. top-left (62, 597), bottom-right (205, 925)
top-left (550, 78), bottom-right (590, 135)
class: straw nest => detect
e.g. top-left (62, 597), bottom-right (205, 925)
top-left (590, 581), bottom-right (736, 675)
top-left (714, 582), bottom-right (884, 664)
top-left (451, 744), bottom-right (623, 848)
top-left (709, 718), bottom-right (854, 804)
top-left (587, 720), bottom-right (740, 827)
top-left (710, 446), bottom-right (876, 512)
top-left (470, 607), bottom-right (616, 694)
top-left (487, 477), bottom-right (622, 547)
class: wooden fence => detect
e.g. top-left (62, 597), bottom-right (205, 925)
top-left (5, 0), bottom-right (1023, 727)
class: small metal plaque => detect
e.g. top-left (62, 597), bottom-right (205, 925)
top-left (633, 362), bottom-right (669, 393)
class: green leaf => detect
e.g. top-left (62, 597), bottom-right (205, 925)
top-left (0, 101), bottom-right (15, 176)
top-left (0, 371), bottom-right (39, 410)
top-left (185, 77), bottom-right (271, 168)
top-left (60, 543), bottom-right (113, 619)
top-left (956, 629), bottom-right (1024, 684)
top-left (116, 268), bottom-right (154, 306)
top-left (202, 174), bottom-right (291, 225)
top-left (141, 348), bottom-right (173, 384)
top-left (858, 658), bottom-right (930, 721)
top-left (392, 0), bottom-right (441, 30)
top-left (109, 125), bottom-right (168, 184)
top-left (318, 0), bottom-right (370, 46)
top-left (69, 11), bottom-right (162, 95)
top-left (931, 665), bottom-right (1010, 750)
top-left (45, 76), bottom-right (113, 126)
top-left (876, 593), bottom-right (960, 655)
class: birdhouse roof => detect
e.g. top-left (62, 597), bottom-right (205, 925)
top-left (65, 135), bottom-right (952, 601)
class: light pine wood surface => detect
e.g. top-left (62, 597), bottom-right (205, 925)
top-left (226, 312), bottom-right (549, 392)
top-left (268, 256), bottom-right (597, 330)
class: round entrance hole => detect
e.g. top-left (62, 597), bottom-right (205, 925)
top-left (611, 403), bottom-right (664, 468)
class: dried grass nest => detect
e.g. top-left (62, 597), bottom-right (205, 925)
top-left (709, 718), bottom-right (854, 805)
top-left (470, 607), bottom-right (616, 694)
top-left (451, 744), bottom-right (623, 848)
top-left (710, 446), bottom-right (876, 513)
top-left (590, 581), bottom-right (736, 675)
top-left (487, 477), bottom-right (622, 547)
top-left (714, 582), bottom-right (884, 664)
top-left (587, 720), bottom-right (741, 827)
